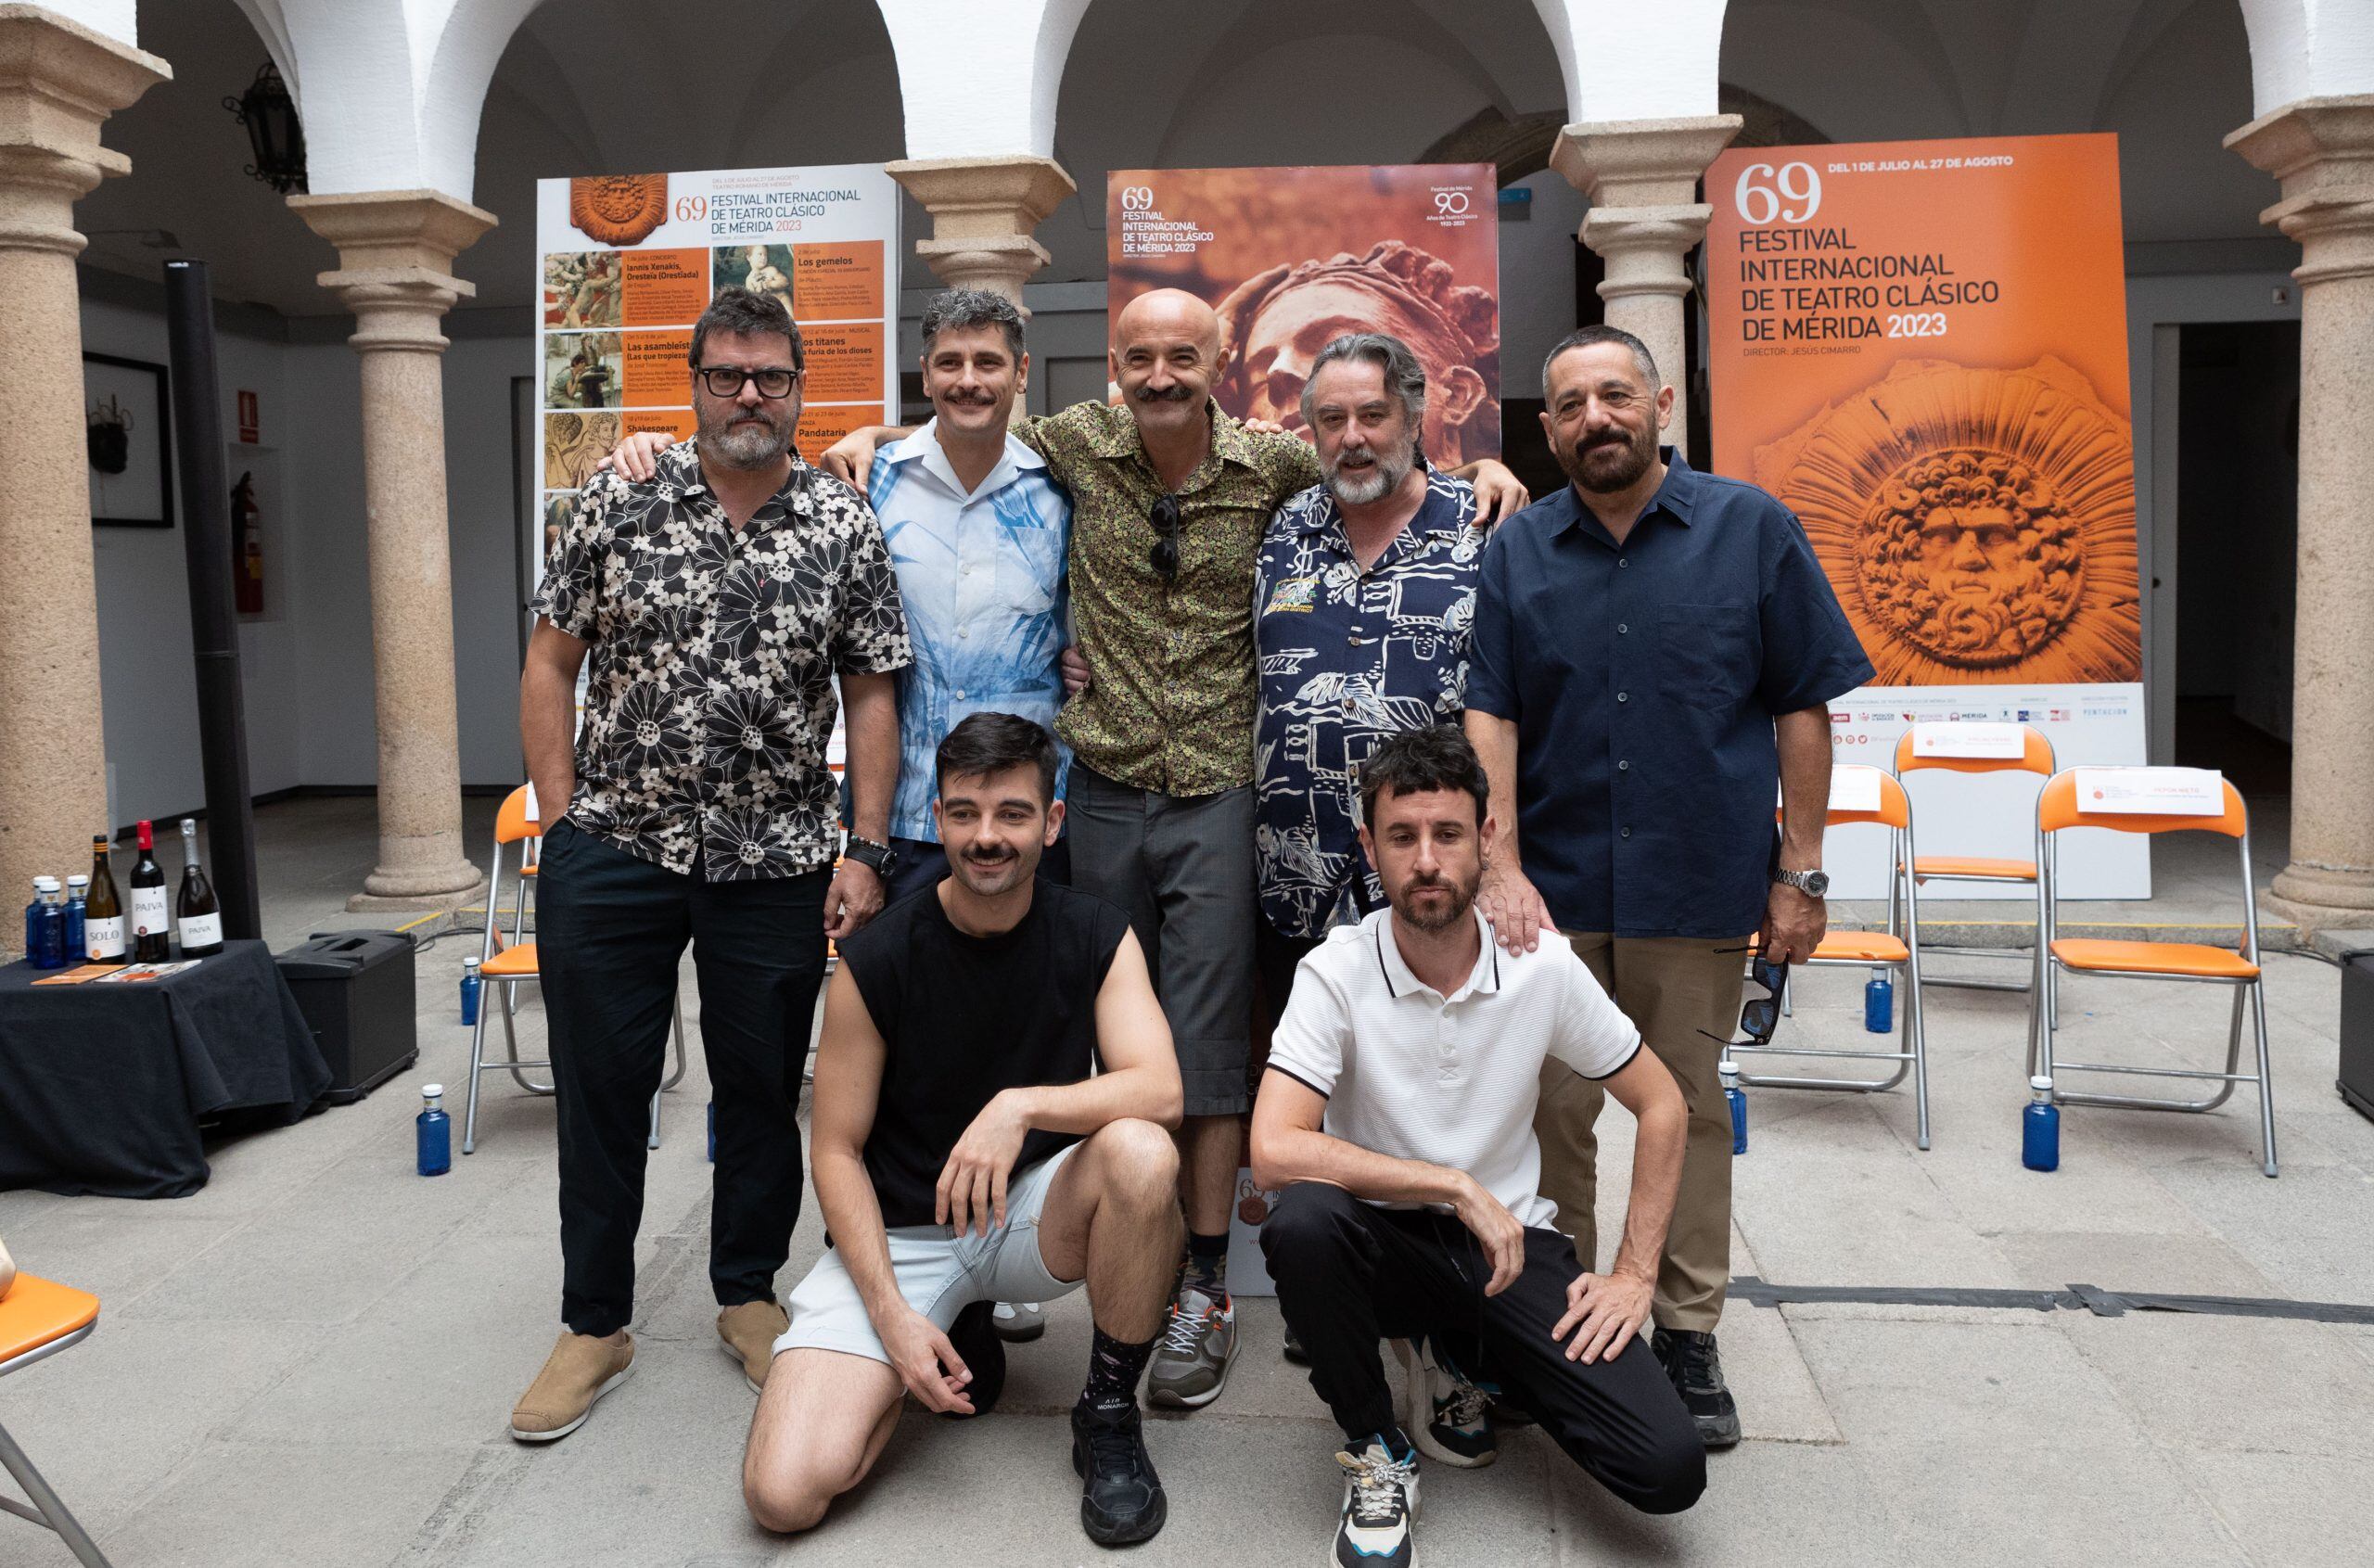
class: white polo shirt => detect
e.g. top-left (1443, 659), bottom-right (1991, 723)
top-left (1267, 904), bottom-right (1641, 1230)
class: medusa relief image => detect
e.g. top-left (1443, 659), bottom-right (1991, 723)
top-left (1755, 357), bottom-right (2142, 687)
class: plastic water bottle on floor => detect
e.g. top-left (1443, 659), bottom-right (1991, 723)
top-left (1864, 967), bottom-right (1893, 1032)
top-left (2022, 1075), bottom-right (2059, 1171)
top-left (417, 1084), bottom-right (452, 1176)
top-left (1720, 1057), bottom-right (1747, 1154)
top-left (459, 956), bottom-right (481, 1026)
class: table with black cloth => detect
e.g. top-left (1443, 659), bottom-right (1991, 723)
top-left (0, 940), bottom-right (332, 1198)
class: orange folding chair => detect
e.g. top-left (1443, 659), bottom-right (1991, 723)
top-left (1730, 765), bottom-right (1933, 1148)
top-left (0, 1273), bottom-right (115, 1566)
top-left (2026, 769), bottom-right (2276, 1176)
top-left (465, 785), bottom-right (686, 1155)
top-left (1893, 724), bottom-right (2058, 1020)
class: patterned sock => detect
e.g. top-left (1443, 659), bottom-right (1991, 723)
top-left (1077, 1324), bottom-right (1158, 1416)
top-left (1185, 1230), bottom-right (1229, 1295)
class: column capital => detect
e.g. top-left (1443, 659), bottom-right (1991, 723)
top-left (2227, 95), bottom-right (2374, 285)
top-left (1550, 114), bottom-right (1742, 210)
top-left (887, 154), bottom-right (1075, 308)
top-left (0, 6), bottom-right (166, 256)
top-left (290, 189), bottom-right (497, 351)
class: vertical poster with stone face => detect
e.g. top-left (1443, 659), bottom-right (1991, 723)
top-left (533, 164), bottom-right (898, 586)
top-left (1106, 164), bottom-right (1501, 467)
top-left (1706, 132), bottom-right (2146, 898)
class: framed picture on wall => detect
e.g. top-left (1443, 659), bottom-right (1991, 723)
top-left (84, 351), bottom-right (174, 527)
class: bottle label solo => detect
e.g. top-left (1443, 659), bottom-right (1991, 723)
top-left (178, 911), bottom-right (223, 950)
top-left (85, 913), bottom-right (126, 961)
top-left (131, 886), bottom-right (169, 940)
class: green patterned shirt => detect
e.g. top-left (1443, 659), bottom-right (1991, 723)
top-left (1020, 402), bottom-right (1321, 795)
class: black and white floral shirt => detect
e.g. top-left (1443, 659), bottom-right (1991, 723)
top-left (533, 444), bottom-right (911, 881)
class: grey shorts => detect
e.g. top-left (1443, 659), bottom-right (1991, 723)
top-left (1066, 766), bottom-right (1256, 1116)
top-left (772, 1142), bottom-right (1084, 1366)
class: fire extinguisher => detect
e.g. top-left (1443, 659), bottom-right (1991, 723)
top-left (232, 472), bottom-right (264, 615)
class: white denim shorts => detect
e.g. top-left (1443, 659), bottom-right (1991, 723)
top-left (772, 1141), bottom-right (1083, 1366)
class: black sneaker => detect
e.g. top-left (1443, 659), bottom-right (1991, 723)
top-left (1334, 1438), bottom-right (1419, 1568)
top-left (1653, 1327), bottom-right (1742, 1449)
top-left (942, 1301), bottom-right (1006, 1420)
top-left (1070, 1402), bottom-right (1168, 1545)
top-left (1283, 1321), bottom-right (1308, 1365)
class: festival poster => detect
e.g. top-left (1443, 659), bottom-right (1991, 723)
top-left (1706, 133), bottom-right (2146, 898)
top-left (1106, 164), bottom-right (1501, 467)
top-left (533, 164), bottom-right (900, 589)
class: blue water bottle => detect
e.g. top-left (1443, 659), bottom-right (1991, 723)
top-left (417, 1084), bottom-right (453, 1176)
top-left (1864, 967), bottom-right (1894, 1033)
top-left (27, 878), bottom-right (66, 970)
top-left (1720, 1057), bottom-right (1747, 1154)
top-left (459, 956), bottom-right (481, 1026)
top-left (707, 1100), bottom-right (717, 1163)
top-left (23, 877), bottom-right (48, 964)
top-left (2022, 1075), bottom-right (2060, 1172)
top-left (64, 875), bottom-right (88, 962)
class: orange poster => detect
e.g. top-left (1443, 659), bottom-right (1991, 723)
top-left (621, 249), bottom-right (709, 326)
top-left (621, 408), bottom-right (696, 442)
top-left (620, 329), bottom-right (696, 406)
top-left (798, 321), bottom-right (885, 404)
top-left (1707, 134), bottom-right (2139, 690)
top-left (796, 402), bottom-right (883, 465)
top-left (791, 241), bottom-right (887, 320)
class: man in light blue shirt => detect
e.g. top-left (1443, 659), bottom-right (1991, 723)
top-left (867, 289), bottom-right (1072, 907)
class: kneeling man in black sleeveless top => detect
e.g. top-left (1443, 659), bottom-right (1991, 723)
top-left (744, 713), bottom-right (1185, 1547)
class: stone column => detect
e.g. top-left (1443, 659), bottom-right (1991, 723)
top-left (2228, 96), bottom-right (2374, 933)
top-left (288, 190), bottom-right (493, 910)
top-left (0, 9), bottom-right (166, 926)
top-left (885, 154), bottom-right (1076, 313)
top-left (1551, 115), bottom-right (1742, 453)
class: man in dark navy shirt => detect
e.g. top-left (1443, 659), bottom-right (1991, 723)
top-left (1462, 325), bottom-right (1872, 1452)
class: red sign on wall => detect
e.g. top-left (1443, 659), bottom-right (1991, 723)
top-left (236, 389), bottom-right (259, 444)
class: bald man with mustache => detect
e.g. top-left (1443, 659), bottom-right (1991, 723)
top-left (823, 290), bottom-right (1530, 1410)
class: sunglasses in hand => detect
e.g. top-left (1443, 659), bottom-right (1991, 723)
top-left (1699, 952), bottom-right (1787, 1050)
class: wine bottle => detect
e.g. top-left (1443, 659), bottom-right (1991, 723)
top-left (129, 820), bottom-right (171, 962)
top-left (84, 834), bottom-right (125, 962)
top-left (176, 818), bottom-right (223, 958)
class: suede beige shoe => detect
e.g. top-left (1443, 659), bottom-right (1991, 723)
top-left (510, 1331), bottom-right (634, 1443)
top-left (718, 1299), bottom-right (789, 1394)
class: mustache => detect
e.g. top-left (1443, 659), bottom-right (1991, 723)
top-left (942, 388), bottom-right (996, 406)
top-left (1130, 383), bottom-right (1195, 404)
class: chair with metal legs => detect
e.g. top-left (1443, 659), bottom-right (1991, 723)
top-left (465, 785), bottom-right (686, 1154)
top-left (1892, 723), bottom-right (2059, 1025)
top-left (1729, 764), bottom-right (1934, 1148)
top-left (2026, 769), bottom-right (2277, 1176)
top-left (0, 1273), bottom-right (115, 1567)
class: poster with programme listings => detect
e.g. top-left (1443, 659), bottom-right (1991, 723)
top-left (1706, 133), bottom-right (2147, 898)
top-left (1106, 163), bottom-right (1501, 468)
top-left (534, 164), bottom-right (899, 592)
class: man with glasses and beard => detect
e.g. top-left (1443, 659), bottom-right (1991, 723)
top-left (1250, 723), bottom-right (1702, 1568)
top-left (1462, 325), bottom-right (1873, 1451)
top-left (820, 293), bottom-right (1530, 1413)
top-left (513, 287), bottom-right (909, 1442)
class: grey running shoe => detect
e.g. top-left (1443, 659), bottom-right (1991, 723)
top-left (990, 1300), bottom-right (1045, 1343)
top-left (1334, 1439), bottom-right (1420, 1568)
top-left (1145, 1282), bottom-right (1236, 1409)
top-left (1392, 1335), bottom-right (1497, 1468)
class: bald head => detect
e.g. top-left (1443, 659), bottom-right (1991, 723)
top-left (1110, 287), bottom-right (1225, 443)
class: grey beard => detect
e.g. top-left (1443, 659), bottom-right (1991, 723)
top-left (702, 417), bottom-right (790, 470)
top-left (1328, 446), bottom-right (1413, 506)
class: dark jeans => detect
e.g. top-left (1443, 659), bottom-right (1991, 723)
top-left (1260, 1182), bottom-right (1705, 1515)
top-left (1251, 912), bottom-right (1322, 1087)
top-left (537, 820), bottom-right (829, 1337)
top-left (882, 835), bottom-right (1071, 911)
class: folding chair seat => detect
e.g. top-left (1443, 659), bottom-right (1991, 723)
top-left (465, 785), bottom-right (686, 1155)
top-left (2026, 768), bottom-right (2277, 1176)
top-left (1730, 764), bottom-right (1933, 1148)
top-left (0, 1272), bottom-right (115, 1566)
top-left (1893, 724), bottom-right (2056, 1013)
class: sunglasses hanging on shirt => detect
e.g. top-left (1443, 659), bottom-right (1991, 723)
top-left (1147, 493), bottom-right (1182, 583)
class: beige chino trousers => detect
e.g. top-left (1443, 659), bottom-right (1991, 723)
top-left (1532, 930), bottom-right (1752, 1333)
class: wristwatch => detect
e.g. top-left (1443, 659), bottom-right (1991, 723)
top-left (844, 835), bottom-right (899, 880)
top-left (1773, 867), bottom-right (1830, 899)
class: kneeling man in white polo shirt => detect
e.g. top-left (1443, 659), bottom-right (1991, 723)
top-left (1251, 723), bottom-right (1704, 1568)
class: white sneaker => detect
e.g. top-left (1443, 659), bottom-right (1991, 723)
top-left (991, 1300), bottom-right (1045, 1343)
top-left (1334, 1439), bottom-right (1419, 1568)
top-left (1392, 1335), bottom-right (1498, 1468)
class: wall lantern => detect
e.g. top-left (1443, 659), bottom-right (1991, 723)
top-left (223, 62), bottom-right (307, 196)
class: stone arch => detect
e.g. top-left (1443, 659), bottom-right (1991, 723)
top-left (2238, 0), bottom-right (2374, 116)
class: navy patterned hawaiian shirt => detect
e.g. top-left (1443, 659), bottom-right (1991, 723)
top-left (1253, 468), bottom-right (1481, 939)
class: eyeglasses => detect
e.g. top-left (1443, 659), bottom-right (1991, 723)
top-left (1699, 954), bottom-right (1788, 1049)
top-left (1147, 493), bottom-right (1182, 582)
top-left (696, 365), bottom-right (798, 400)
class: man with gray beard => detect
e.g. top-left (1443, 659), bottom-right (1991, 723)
top-left (1252, 333), bottom-right (1484, 1029)
top-left (512, 287), bottom-right (910, 1443)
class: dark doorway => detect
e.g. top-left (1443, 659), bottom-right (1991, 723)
top-left (2173, 321), bottom-right (2299, 797)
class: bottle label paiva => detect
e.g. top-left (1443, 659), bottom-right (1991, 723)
top-left (131, 886), bottom-right (168, 936)
top-left (86, 915), bottom-right (126, 960)
top-left (178, 911), bottom-right (223, 950)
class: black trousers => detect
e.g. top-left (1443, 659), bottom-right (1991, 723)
top-left (1260, 1182), bottom-right (1705, 1515)
top-left (537, 821), bottom-right (829, 1337)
